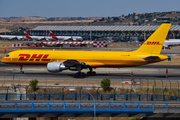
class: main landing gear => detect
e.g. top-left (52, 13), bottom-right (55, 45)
top-left (87, 67), bottom-right (96, 76)
top-left (20, 65), bottom-right (24, 74)
top-left (74, 66), bottom-right (96, 78)
top-left (74, 65), bottom-right (86, 78)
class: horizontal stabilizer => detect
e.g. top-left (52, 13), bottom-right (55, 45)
top-left (143, 56), bottom-right (160, 61)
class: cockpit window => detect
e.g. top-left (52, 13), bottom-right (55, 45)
top-left (6, 55), bottom-right (9, 57)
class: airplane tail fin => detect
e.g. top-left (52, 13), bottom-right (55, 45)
top-left (135, 23), bottom-right (171, 54)
top-left (50, 31), bottom-right (58, 40)
top-left (24, 31), bottom-right (31, 39)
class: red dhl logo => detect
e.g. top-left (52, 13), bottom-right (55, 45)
top-left (144, 41), bottom-right (163, 45)
top-left (19, 54), bottom-right (51, 61)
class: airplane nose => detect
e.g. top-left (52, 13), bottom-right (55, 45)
top-left (1, 57), bottom-right (10, 63)
top-left (1, 57), bottom-right (5, 62)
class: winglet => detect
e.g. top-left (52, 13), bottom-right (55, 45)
top-left (135, 23), bottom-right (171, 54)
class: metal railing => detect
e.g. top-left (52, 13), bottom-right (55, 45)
top-left (0, 101), bottom-right (180, 112)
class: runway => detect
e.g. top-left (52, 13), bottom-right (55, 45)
top-left (1, 62), bottom-right (180, 83)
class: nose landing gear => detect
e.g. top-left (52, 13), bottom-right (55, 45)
top-left (20, 65), bottom-right (24, 74)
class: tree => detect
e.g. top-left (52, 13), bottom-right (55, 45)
top-left (100, 78), bottom-right (111, 92)
top-left (99, 17), bottom-right (105, 21)
top-left (29, 79), bottom-right (39, 91)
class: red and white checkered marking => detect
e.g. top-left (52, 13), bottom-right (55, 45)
top-left (93, 41), bottom-right (107, 47)
top-left (43, 41), bottom-right (94, 45)
top-left (43, 41), bottom-right (107, 47)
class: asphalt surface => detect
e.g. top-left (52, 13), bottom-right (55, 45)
top-left (1, 62), bottom-right (180, 83)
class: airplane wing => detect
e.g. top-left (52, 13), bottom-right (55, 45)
top-left (36, 37), bottom-right (46, 41)
top-left (63, 37), bottom-right (72, 41)
top-left (63, 59), bottom-right (89, 67)
top-left (47, 59), bottom-right (91, 72)
top-left (0, 35), bottom-right (17, 40)
top-left (16, 36), bottom-right (24, 40)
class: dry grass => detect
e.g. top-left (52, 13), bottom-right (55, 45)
top-left (0, 79), bottom-right (179, 88)
top-left (25, 81), bottom-right (180, 97)
top-left (0, 28), bottom-right (11, 33)
top-left (0, 20), bottom-right (93, 33)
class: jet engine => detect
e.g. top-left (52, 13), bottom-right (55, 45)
top-left (47, 62), bottom-right (67, 72)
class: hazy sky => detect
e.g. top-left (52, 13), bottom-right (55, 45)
top-left (0, 0), bottom-right (180, 18)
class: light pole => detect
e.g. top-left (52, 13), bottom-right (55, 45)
top-left (90, 25), bottom-right (92, 41)
top-left (5, 20), bottom-right (6, 35)
top-left (29, 17), bottom-right (31, 35)
top-left (46, 17), bottom-right (47, 37)
top-left (69, 89), bottom-right (96, 120)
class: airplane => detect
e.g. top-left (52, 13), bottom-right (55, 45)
top-left (163, 37), bottom-right (180, 49)
top-left (49, 31), bottom-right (83, 41)
top-left (0, 35), bottom-right (24, 40)
top-left (1, 23), bottom-right (173, 77)
top-left (24, 31), bottom-right (55, 41)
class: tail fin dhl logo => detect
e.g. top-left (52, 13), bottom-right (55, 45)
top-left (19, 54), bottom-right (51, 61)
top-left (144, 41), bottom-right (163, 45)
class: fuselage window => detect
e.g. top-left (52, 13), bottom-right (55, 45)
top-left (6, 55), bottom-right (9, 57)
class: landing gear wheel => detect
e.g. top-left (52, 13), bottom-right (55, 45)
top-left (20, 71), bottom-right (24, 74)
top-left (87, 71), bottom-right (96, 76)
top-left (74, 72), bottom-right (86, 78)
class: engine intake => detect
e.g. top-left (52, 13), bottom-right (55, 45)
top-left (47, 62), bottom-right (67, 72)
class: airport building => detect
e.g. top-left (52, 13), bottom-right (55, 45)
top-left (31, 25), bottom-right (180, 41)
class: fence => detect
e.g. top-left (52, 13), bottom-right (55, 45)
top-left (1, 67), bottom-right (180, 102)
top-left (0, 93), bottom-right (179, 101)
top-left (0, 72), bottom-right (179, 88)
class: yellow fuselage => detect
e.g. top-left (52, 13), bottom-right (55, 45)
top-left (1, 50), bottom-right (168, 68)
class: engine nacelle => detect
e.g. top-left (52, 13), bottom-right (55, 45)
top-left (47, 62), bottom-right (67, 72)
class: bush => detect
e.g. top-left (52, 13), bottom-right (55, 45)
top-left (55, 83), bottom-right (59, 85)
top-left (100, 78), bottom-right (111, 92)
top-left (29, 79), bottom-right (39, 91)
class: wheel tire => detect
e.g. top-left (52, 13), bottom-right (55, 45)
top-left (20, 71), bottom-right (24, 74)
top-left (92, 71), bottom-right (96, 75)
top-left (74, 72), bottom-right (86, 78)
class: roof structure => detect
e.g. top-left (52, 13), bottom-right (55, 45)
top-left (33, 25), bottom-right (180, 31)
